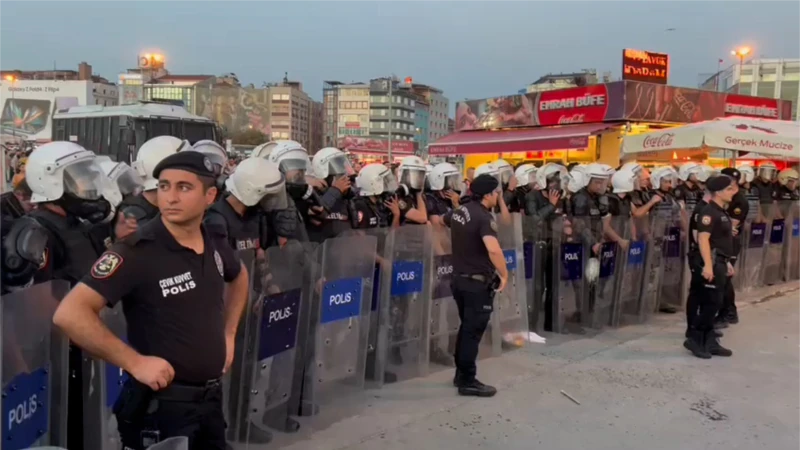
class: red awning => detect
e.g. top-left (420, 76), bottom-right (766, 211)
top-left (428, 122), bottom-right (622, 155)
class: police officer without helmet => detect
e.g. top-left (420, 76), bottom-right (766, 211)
top-left (443, 174), bottom-right (507, 397)
top-left (53, 151), bottom-right (250, 449)
top-left (683, 175), bottom-right (737, 359)
top-left (717, 167), bottom-right (746, 327)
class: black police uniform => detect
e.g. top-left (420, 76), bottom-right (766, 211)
top-left (82, 216), bottom-right (241, 449)
top-left (306, 187), bottom-right (352, 243)
top-left (118, 192), bottom-right (160, 225)
top-left (684, 197), bottom-right (734, 359)
top-left (752, 178), bottom-right (778, 218)
top-left (570, 187), bottom-right (608, 249)
top-left (525, 189), bottom-right (566, 331)
top-left (686, 197), bottom-right (708, 332)
top-left (674, 182), bottom-right (702, 212)
top-left (607, 193), bottom-right (632, 218)
top-left (720, 186), bottom-right (748, 324)
top-left (350, 196), bottom-right (393, 229)
top-left (443, 198), bottom-right (498, 395)
top-left (425, 191), bottom-right (455, 220)
top-left (505, 187), bottom-right (529, 214)
top-left (0, 193), bottom-right (47, 293)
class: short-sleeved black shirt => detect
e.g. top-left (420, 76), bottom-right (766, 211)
top-left (688, 198), bottom-right (709, 254)
top-left (727, 190), bottom-right (748, 229)
top-left (443, 201), bottom-right (497, 276)
top-left (425, 192), bottom-right (454, 219)
top-left (81, 216), bottom-right (242, 383)
top-left (607, 193), bottom-right (632, 218)
top-left (696, 201), bottom-right (734, 257)
top-left (349, 196), bottom-right (392, 229)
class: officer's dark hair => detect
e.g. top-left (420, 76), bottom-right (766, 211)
top-left (566, 162), bottom-right (579, 171)
top-left (197, 174), bottom-right (217, 192)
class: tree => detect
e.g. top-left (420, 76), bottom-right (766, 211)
top-left (231, 128), bottom-right (267, 146)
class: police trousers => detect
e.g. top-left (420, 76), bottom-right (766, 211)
top-left (115, 379), bottom-right (226, 450)
top-left (685, 261), bottom-right (727, 333)
top-left (451, 276), bottom-right (494, 382)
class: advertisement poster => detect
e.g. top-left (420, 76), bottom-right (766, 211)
top-left (622, 49), bottom-right (669, 85)
top-left (338, 136), bottom-right (416, 155)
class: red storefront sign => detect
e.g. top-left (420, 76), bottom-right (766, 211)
top-left (536, 85), bottom-right (610, 126)
top-left (338, 136), bottom-right (415, 154)
top-left (345, 122), bottom-right (361, 128)
top-left (723, 94), bottom-right (780, 119)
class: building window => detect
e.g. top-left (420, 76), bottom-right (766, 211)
top-left (757, 82), bottom-right (775, 98)
top-left (272, 94), bottom-right (281, 100)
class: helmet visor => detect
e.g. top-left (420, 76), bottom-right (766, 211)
top-left (443, 173), bottom-right (464, 193)
top-left (63, 160), bottom-right (117, 201)
top-left (498, 167), bottom-right (514, 185)
top-left (258, 188), bottom-right (289, 212)
top-left (758, 166), bottom-right (777, 181)
top-left (115, 166), bottom-right (145, 196)
top-left (381, 171), bottom-right (399, 193)
top-left (328, 155), bottom-right (355, 177)
top-left (400, 168), bottom-right (426, 190)
top-left (279, 157), bottom-right (309, 183)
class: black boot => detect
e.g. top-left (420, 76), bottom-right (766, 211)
top-left (660, 304), bottom-right (678, 314)
top-left (457, 379), bottom-right (497, 397)
top-left (705, 331), bottom-right (733, 357)
top-left (714, 318), bottom-right (729, 329)
top-left (683, 329), bottom-right (711, 359)
top-left (726, 313), bottom-right (739, 325)
top-left (453, 369), bottom-right (461, 386)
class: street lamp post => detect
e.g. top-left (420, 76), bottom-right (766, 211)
top-left (731, 47), bottom-right (751, 94)
top-left (4, 75), bottom-right (17, 142)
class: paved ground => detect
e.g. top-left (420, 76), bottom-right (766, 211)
top-left (261, 282), bottom-right (800, 450)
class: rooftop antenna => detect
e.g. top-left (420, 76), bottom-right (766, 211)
top-left (283, 72), bottom-right (289, 84)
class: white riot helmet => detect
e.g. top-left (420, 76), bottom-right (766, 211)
top-left (312, 147), bottom-right (355, 180)
top-left (25, 142), bottom-right (121, 223)
top-left (757, 161), bottom-right (778, 181)
top-left (620, 161), bottom-right (643, 177)
top-left (251, 141), bottom-right (280, 159)
top-left (696, 165), bottom-right (717, 184)
top-left (429, 162), bottom-right (464, 192)
top-left (96, 156), bottom-right (144, 198)
top-left (738, 165), bottom-right (755, 184)
top-left (536, 163), bottom-right (568, 192)
top-left (514, 164), bottom-right (537, 188)
top-left (475, 162), bottom-right (502, 189)
top-left (133, 136), bottom-right (191, 191)
top-left (567, 165), bottom-right (588, 194)
top-left (583, 163), bottom-right (614, 193)
top-left (225, 158), bottom-right (288, 211)
top-left (651, 166), bottom-right (678, 191)
top-left (187, 140), bottom-right (228, 176)
top-left (397, 156), bottom-right (427, 191)
top-left (678, 162), bottom-right (702, 182)
top-left (493, 159), bottom-right (514, 186)
top-left (612, 166), bottom-right (637, 194)
top-left (355, 163), bottom-right (399, 197)
top-left (268, 140), bottom-right (310, 184)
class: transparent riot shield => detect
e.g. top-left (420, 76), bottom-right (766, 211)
top-left (640, 202), bottom-right (677, 314)
top-left (301, 234), bottom-right (376, 410)
top-left (740, 217), bottom-right (767, 292)
top-left (659, 213), bottom-right (686, 311)
top-left (223, 250), bottom-right (261, 445)
top-left (427, 224), bottom-right (461, 374)
top-left (522, 214), bottom-right (546, 333)
top-left (374, 224), bottom-right (432, 385)
top-left (487, 213), bottom-right (529, 353)
top-left (612, 238), bottom-right (647, 327)
top-left (592, 216), bottom-right (628, 329)
top-left (82, 303), bottom-right (128, 450)
top-left (762, 204), bottom-right (785, 286)
top-left (1, 281), bottom-right (70, 449)
top-left (551, 216), bottom-right (593, 334)
top-left (785, 202), bottom-right (800, 281)
top-left (239, 241), bottom-right (317, 441)
top-left (339, 227), bottom-right (393, 387)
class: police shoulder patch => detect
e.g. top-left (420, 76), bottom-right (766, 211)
top-left (490, 220), bottom-right (498, 232)
top-left (398, 199), bottom-right (407, 210)
top-left (701, 215), bottom-right (712, 226)
top-left (733, 207), bottom-right (741, 215)
top-left (214, 250), bottom-right (224, 277)
top-left (91, 251), bottom-right (123, 279)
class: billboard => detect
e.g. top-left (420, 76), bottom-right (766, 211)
top-left (195, 85), bottom-right (272, 135)
top-left (453, 81), bottom-right (793, 132)
top-left (622, 49), bottom-right (669, 85)
top-left (338, 136), bottom-right (416, 155)
top-left (0, 80), bottom-right (88, 143)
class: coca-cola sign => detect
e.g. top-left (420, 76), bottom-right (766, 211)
top-left (536, 84), bottom-right (609, 126)
top-left (642, 133), bottom-right (675, 149)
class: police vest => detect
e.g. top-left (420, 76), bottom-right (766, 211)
top-left (118, 192), bottom-right (160, 225)
top-left (29, 209), bottom-right (101, 286)
top-left (208, 200), bottom-right (261, 251)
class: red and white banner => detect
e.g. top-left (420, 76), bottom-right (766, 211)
top-left (338, 136), bottom-right (416, 155)
top-left (536, 84), bottom-right (609, 126)
top-left (622, 117), bottom-right (800, 159)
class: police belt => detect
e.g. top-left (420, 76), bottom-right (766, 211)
top-left (156, 378), bottom-right (221, 402)
top-left (458, 273), bottom-right (492, 283)
top-left (712, 250), bottom-right (732, 264)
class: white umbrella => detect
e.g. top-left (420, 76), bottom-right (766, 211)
top-left (622, 117), bottom-right (800, 160)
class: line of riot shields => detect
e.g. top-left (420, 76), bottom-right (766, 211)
top-left (2, 202), bottom-right (797, 449)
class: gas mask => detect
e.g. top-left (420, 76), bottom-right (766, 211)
top-left (59, 193), bottom-right (114, 224)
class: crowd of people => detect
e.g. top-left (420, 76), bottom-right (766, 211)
top-left (1, 136), bottom-right (799, 449)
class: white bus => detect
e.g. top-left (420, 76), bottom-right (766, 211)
top-left (52, 101), bottom-right (219, 163)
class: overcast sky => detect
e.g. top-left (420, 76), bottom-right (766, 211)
top-left (2, 1), bottom-right (799, 111)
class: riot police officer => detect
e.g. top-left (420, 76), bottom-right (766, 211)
top-left (95, 156), bottom-right (145, 248)
top-left (1, 186), bottom-right (47, 294)
top-left (395, 156), bottom-right (429, 224)
top-left (752, 162), bottom-right (779, 221)
top-left (184, 140), bottom-right (229, 200)
top-left (649, 166), bottom-right (682, 314)
top-left (11, 141), bottom-right (122, 449)
top-left (608, 166), bottom-right (636, 218)
top-left (525, 163), bottom-right (568, 332)
top-left (494, 159), bottom-right (518, 210)
top-left (684, 175), bottom-right (737, 359)
top-left (251, 140), bottom-right (279, 159)
top-left (125, 136), bottom-right (190, 226)
top-left (307, 147), bottom-right (357, 242)
top-left (266, 140), bottom-right (314, 244)
top-left (675, 162), bottom-right (704, 213)
top-left (716, 167), bottom-right (747, 326)
top-left (571, 163), bottom-right (615, 252)
top-left (776, 168), bottom-right (799, 201)
top-left (444, 174), bottom-right (507, 397)
top-left (350, 163), bottom-right (401, 229)
top-left (204, 156), bottom-right (286, 444)
top-left (425, 162), bottom-right (463, 226)
top-left (511, 164), bottom-right (537, 214)
top-left (53, 150), bottom-right (250, 449)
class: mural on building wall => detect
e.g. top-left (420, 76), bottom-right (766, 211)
top-left (196, 86), bottom-right (271, 136)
